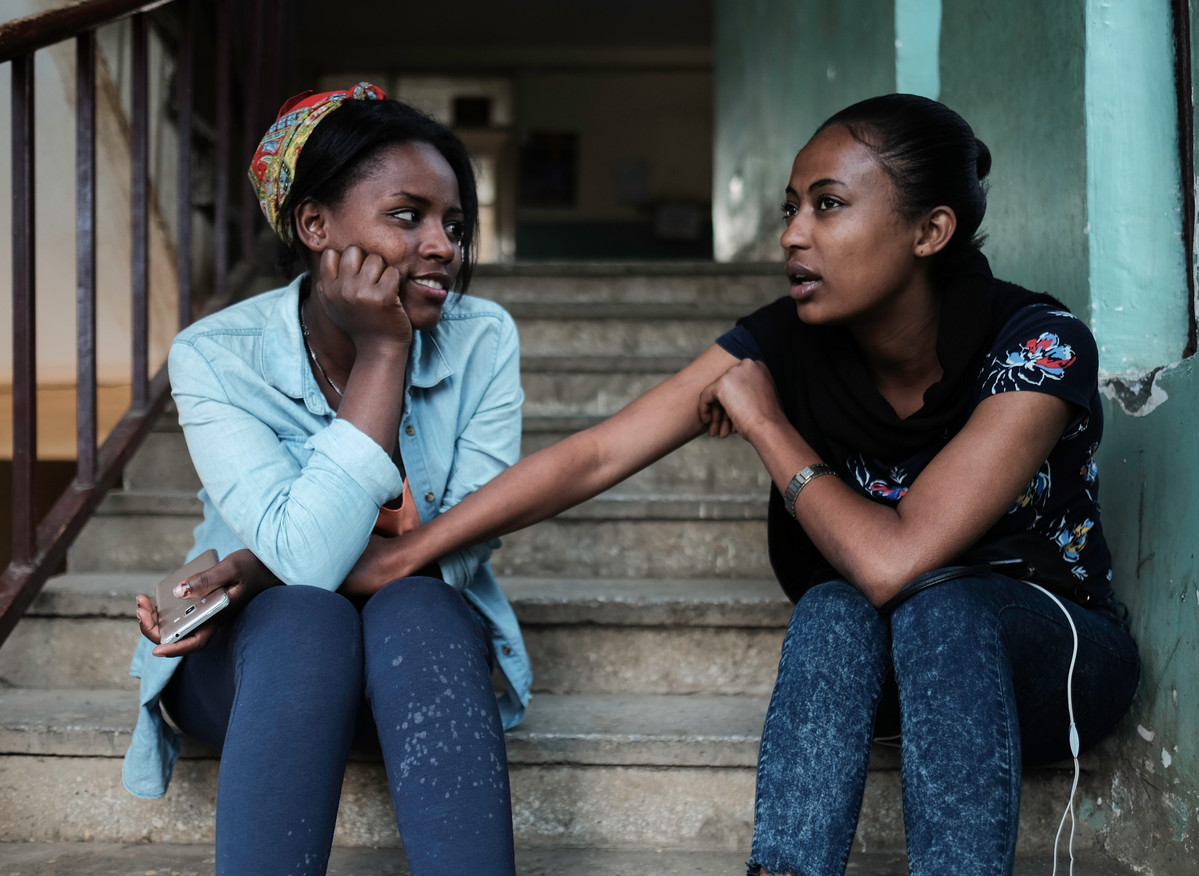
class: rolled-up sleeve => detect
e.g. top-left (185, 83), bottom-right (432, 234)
top-left (170, 338), bottom-right (403, 589)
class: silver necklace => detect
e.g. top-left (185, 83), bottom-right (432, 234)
top-left (299, 303), bottom-right (344, 397)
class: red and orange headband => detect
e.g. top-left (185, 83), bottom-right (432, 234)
top-left (248, 82), bottom-right (387, 244)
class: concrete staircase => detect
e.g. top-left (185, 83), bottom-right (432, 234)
top-left (0, 263), bottom-right (1131, 873)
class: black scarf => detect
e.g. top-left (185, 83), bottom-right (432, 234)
top-left (737, 252), bottom-right (1063, 602)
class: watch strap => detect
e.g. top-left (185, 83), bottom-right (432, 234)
top-left (783, 463), bottom-right (838, 519)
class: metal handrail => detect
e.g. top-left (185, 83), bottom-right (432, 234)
top-left (0, 0), bottom-right (172, 62)
top-left (0, 0), bottom-right (293, 646)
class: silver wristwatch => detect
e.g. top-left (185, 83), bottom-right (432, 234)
top-left (783, 463), bottom-right (838, 519)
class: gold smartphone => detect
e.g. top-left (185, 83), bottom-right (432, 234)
top-left (155, 549), bottom-right (229, 645)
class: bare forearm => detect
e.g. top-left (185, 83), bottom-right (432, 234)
top-left (741, 415), bottom-right (911, 602)
top-left (740, 393), bottom-right (1073, 605)
top-left (335, 345), bottom-right (408, 456)
top-left (341, 434), bottom-right (609, 590)
top-left (413, 430), bottom-right (609, 560)
top-left (371, 346), bottom-right (739, 581)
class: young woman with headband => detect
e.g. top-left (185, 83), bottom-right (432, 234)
top-left (125, 83), bottom-right (527, 876)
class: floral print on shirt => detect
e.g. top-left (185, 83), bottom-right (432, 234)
top-left (844, 304), bottom-right (1112, 592)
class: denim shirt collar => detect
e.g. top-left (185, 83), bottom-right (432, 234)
top-left (258, 273), bottom-right (454, 415)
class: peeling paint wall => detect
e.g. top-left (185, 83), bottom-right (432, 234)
top-left (943, 2), bottom-right (1198, 870)
top-left (1098, 359), bottom-right (1199, 868)
top-left (1086, 0), bottom-right (1199, 866)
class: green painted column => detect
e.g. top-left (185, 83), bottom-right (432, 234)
top-left (894, 0), bottom-right (941, 98)
top-left (1086, 0), bottom-right (1190, 374)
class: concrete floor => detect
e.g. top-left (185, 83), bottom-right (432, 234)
top-left (0, 842), bottom-right (1140, 875)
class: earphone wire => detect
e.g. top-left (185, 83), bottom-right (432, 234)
top-left (1024, 580), bottom-right (1080, 876)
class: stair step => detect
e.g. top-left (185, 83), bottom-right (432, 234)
top-left (0, 689), bottom-right (772, 765)
top-left (121, 429), bottom-right (202, 493)
top-left (0, 688), bottom-right (1098, 855)
top-left (0, 576), bottom-right (789, 695)
top-left (521, 368), bottom-right (678, 416)
top-left (124, 414), bottom-right (771, 498)
top-left (0, 688), bottom-right (764, 848)
top-left (494, 513), bottom-right (769, 579)
top-left (0, 843), bottom-right (1144, 876)
top-left (501, 576), bottom-right (790, 627)
top-left (521, 430), bottom-right (772, 496)
top-left (516, 316), bottom-right (731, 359)
top-left (470, 260), bottom-right (782, 309)
top-left (68, 492), bottom-right (770, 578)
top-left (16, 574), bottom-right (791, 628)
top-left (505, 577), bottom-right (789, 695)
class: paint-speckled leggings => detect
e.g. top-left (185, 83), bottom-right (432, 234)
top-left (162, 577), bottom-right (515, 876)
top-left (746, 573), bottom-right (1139, 876)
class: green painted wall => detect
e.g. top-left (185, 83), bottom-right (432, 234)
top-left (1097, 364), bottom-right (1199, 868)
top-left (712, 0), bottom-right (894, 261)
top-left (939, 0), bottom-right (1091, 315)
top-left (714, 0), bottom-right (1199, 868)
top-left (941, 2), bottom-right (1198, 868)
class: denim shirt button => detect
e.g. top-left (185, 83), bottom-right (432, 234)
top-left (502, 645), bottom-right (512, 656)
top-left (405, 425), bottom-right (415, 436)
top-left (424, 492), bottom-right (435, 503)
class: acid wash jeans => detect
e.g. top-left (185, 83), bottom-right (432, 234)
top-left (746, 571), bottom-right (1139, 876)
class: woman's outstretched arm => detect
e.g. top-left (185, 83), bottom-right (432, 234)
top-left (343, 344), bottom-right (741, 590)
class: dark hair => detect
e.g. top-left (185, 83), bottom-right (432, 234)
top-left (277, 98), bottom-right (479, 293)
top-left (817, 93), bottom-right (990, 269)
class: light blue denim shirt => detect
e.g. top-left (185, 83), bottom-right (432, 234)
top-left (122, 275), bottom-right (530, 799)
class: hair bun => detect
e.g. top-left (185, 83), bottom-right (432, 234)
top-left (975, 138), bottom-right (992, 181)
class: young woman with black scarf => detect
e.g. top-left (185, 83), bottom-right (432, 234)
top-left (182, 94), bottom-right (1140, 876)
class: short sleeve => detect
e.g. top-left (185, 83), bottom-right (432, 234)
top-left (976, 305), bottom-right (1098, 411)
top-left (715, 325), bottom-right (764, 361)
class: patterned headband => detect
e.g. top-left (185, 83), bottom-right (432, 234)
top-left (248, 82), bottom-right (387, 244)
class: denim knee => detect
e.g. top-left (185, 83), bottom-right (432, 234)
top-left (364, 575), bottom-right (466, 621)
top-left (234, 584), bottom-right (362, 668)
top-left (889, 574), bottom-right (1025, 667)
top-left (749, 581), bottom-right (891, 876)
top-left (787, 580), bottom-right (889, 667)
top-left (362, 576), bottom-right (491, 655)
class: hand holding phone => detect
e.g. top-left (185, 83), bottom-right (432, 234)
top-left (153, 549), bottom-right (229, 645)
top-left (137, 548), bottom-right (280, 657)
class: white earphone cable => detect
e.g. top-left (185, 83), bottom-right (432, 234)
top-left (1024, 580), bottom-right (1081, 876)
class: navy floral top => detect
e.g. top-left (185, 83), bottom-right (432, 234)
top-left (718, 302), bottom-right (1113, 604)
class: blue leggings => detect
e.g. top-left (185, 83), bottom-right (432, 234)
top-left (747, 573), bottom-right (1140, 876)
top-left (163, 577), bottom-right (515, 876)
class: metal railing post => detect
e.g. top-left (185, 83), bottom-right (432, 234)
top-left (176, 0), bottom-right (195, 331)
top-left (11, 54), bottom-right (37, 570)
top-left (76, 32), bottom-right (98, 490)
top-left (130, 13), bottom-right (150, 412)
top-left (214, 0), bottom-right (232, 301)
